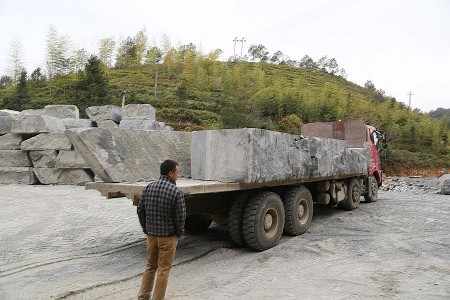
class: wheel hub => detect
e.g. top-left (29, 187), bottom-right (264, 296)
top-left (264, 213), bottom-right (273, 230)
top-left (298, 203), bottom-right (305, 219)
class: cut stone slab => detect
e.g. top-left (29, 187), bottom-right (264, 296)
top-left (0, 109), bottom-right (20, 116)
top-left (119, 118), bottom-right (167, 131)
top-left (21, 133), bottom-right (72, 150)
top-left (63, 118), bottom-right (92, 129)
top-left (33, 168), bottom-right (93, 185)
top-left (29, 150), bottom-right (58, 168)
top-left (0, 167), bottom-right (37, 184)
top-left (0, 150), bottom-right (31, 167)
top-left (191, 129), bottom-right (312, 183)
top-left (11, 114), bottom-right (66, 134)
top-left (96, 120), bottom-right (119, 128)
top-left (0, 115), bottom-right (13, 135)
top-left (86, 105), bottom-right (122, 123)
top-left (0, 133), bottom-right (22, 150)
top-left (45, 105), bottom-right (80, 119)
top-left (65, 128), bottom-right (191, 182)
top-left (18, 109), bottom-right (45, 115)
top-left (55, 150), bottom-right (90, 168)
top-left (122, 104), bottom-right (156, 120)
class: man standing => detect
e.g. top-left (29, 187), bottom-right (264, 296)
top-left (137, 160), bottom-right (186, 300)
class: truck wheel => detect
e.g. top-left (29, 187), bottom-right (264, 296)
top-left (283, 186), bottom-right (313, 236)
top-left (342, 178), bottom-right (361, 210)
top-left (228, 192), bottom-right (250, 247)
top-left (185, 214), bottom-right (213, 233)
top-left (243, 191), bottom-right (285, 251)
top-left (364, 175), bottom-right (378, 203)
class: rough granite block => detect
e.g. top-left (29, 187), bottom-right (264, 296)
top-left (29, 150), bottom-right (58, 168)
top-left (33, 168), bottom-right (93, 185)
top-left (0, 133), bottom-right (22, 150)
top-left (63, 118), bottom-right (92, 129)
top-left (122, 104), bottom-right (156, 120)
top-left (18, 109), bottom-right (45, 115)
top-left (65, 128), bottom-right (191, 182)
top-left (0, 115), bottom-right (13, 135)
top-left (119, 118), bottom-right (167, 131)
top-left (0, 109), bottom-right (20, 116)
top-left (11, 114), bottom-right (66, 134)
top-left (0, 150), bottom-right (31, 167)
top-left (55, 150), bottom-right (90, 168)
top-left (442, 179), bottom-right (450, 195)
top-left (44, 105), bottom-right (80, 119)
top-left (191, 128), bottom-right (312, 183)
top-left (0, 167), bottom-right (37, 184)
top-left (86, 105), bottom-right (122, 123)
top-left (21, 133), bottom-right (72, 150)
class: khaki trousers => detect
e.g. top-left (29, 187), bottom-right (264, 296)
top-left (138, 235), bottom-right (178, 300)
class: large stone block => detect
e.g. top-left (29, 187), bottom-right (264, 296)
top-left (63, 118), bottom-right (92, 129)
top-left (0, 109), bottom-right (20, 116)
top-left (0, 150), bottom-right (31, 167)
top-left (0, 167), bottom-right (37, 184)
top-left (122, 104), bottom-right (156, 120)
top-left (33, 168), bottom-right (93, 185)
top-left (119, 118), bottom-right (168, 131)
top-left (191, 129), bottom-right (312, 183)
top-left (0, 115), bottom-right (13, 135)
top-left (96, 120), bottom-right (119, 128)
top-left (65, 128), bottom-right (192, 182)
top-left (0, 133), bottom-right (22, 150)
top-left (11, 114), bottom-right (66, 134)
top-left (21, 133), bottom-right (72, 150)
top-left (86, 105), bottom-right (122, 123)
top-left (18, 109), bottom-right (45, 115)
top-left (45, 105), bottom-right (80, 119)
top-left (29, 150), bottom-right (58, 168)
top-left (55, 150), bottom-right (90, 168)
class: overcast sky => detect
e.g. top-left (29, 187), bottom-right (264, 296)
top-left (1, 0), bottom-right (449, 112)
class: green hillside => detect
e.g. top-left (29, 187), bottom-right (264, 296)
top-left (1, 57), bottom-right (449, 176)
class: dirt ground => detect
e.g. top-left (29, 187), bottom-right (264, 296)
top-left (0, 182), bottom-right (449, 300)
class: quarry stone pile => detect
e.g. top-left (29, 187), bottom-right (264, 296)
top-left (191, 128), bottom-right (369, 183)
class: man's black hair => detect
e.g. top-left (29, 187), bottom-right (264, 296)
top-left (160, 160), bottom-right (179, 175)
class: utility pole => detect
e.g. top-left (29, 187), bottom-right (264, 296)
top-left (406, 91), bottom-right (414, 110)
top-left (233, 37), bottom-right (238, 60)
top-left (238, 37), bottom-right (246, 59)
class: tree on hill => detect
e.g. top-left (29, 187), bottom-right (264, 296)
top-left (46, 25), bottom-right (72, 78)
top-left (98, 37), bottom-right (116, 68)
top-left (4, 69), bottom-right (30, 110)
top-left (7, 39), bottom-right (25, 83)
top-left (248, 44), bottom-right (269, 62)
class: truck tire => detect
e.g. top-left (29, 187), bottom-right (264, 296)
top-left (185, 214), bottom-right (213, 233)
top-left (283, 186), bottom-right (313, 236)
top-left (342, 178), bottom-right (361, 210)
top-left (364, 175), bottom-right (378, 203)
top-left (228, 192), bottom-right (250, 247)
top-left (243, 191), bottom-right (285, 251)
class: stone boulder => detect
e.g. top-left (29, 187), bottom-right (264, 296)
top-left (0, 167), bottom-right (37, 184)
top-left (21, 133), bottom-right (72, 151)
top-left (65, 128), bottom-right (192, 182)
top-left (29, 150), bottom-right (58, 168)
top-left (122, 104), bottom-right (156, 120)
top-left (0, 109), bottom-right (20, 116)
top-left (63, 118), bottom-right (92, 129)
top-left (0, 150), bottom-right (31, 167)
top-left (96, 120), bottom-right (119, 128)
top-left (0, 116), bottom-right (13, 135)
top-left (55, 150), bottom-right (90, 168)
top-left (45, 105), bottom-right (80, 119)
top-left (86, 105), bottom-right (122, 123)
top-left (0, 133), bottom-right (22, 150)
top-left (33, 168), bottom-right (93, 185)
top-left (11, 114), bottom-right (66, 134)
top-left (119, 119), bottom-right (170, 131)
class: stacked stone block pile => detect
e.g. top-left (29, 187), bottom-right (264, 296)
top-left (0, 104), bottom-right (172, 185)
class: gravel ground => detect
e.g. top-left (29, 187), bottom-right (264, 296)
top-left (0, 181), bottom-right (449, 299)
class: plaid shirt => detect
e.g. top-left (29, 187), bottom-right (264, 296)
top-left (137, 175), bottom-right (186, 237)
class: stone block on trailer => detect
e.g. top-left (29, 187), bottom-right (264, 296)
top-left (33, 168), bottom-right (94, 185)
top-left (0, 150), bottom-right (31, 167)
top-left (0, 167), bottom-right (37, 184)
top-left (21, 133), bottom-right (72, 151)
top-left (44, 105), bottom-right (79, 119)
top-left (86, 105), bottom-right (122, 123)
top-left (0, 133), bottom-right (22, 150)
top-left (122, 104), bottom-right (156, 120)
top-left (29, 150), bottom-right (58, 168)
top-left (11, 114), bottom-right (66, 134)
top-left (191, 128), bottom-right (312, 183)
top-left (63, 118), bottom-right (92, 129)
top-left (55, 150), bottom-right (90, 168)
top-left (65, 128), bottom-right (192, 182)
